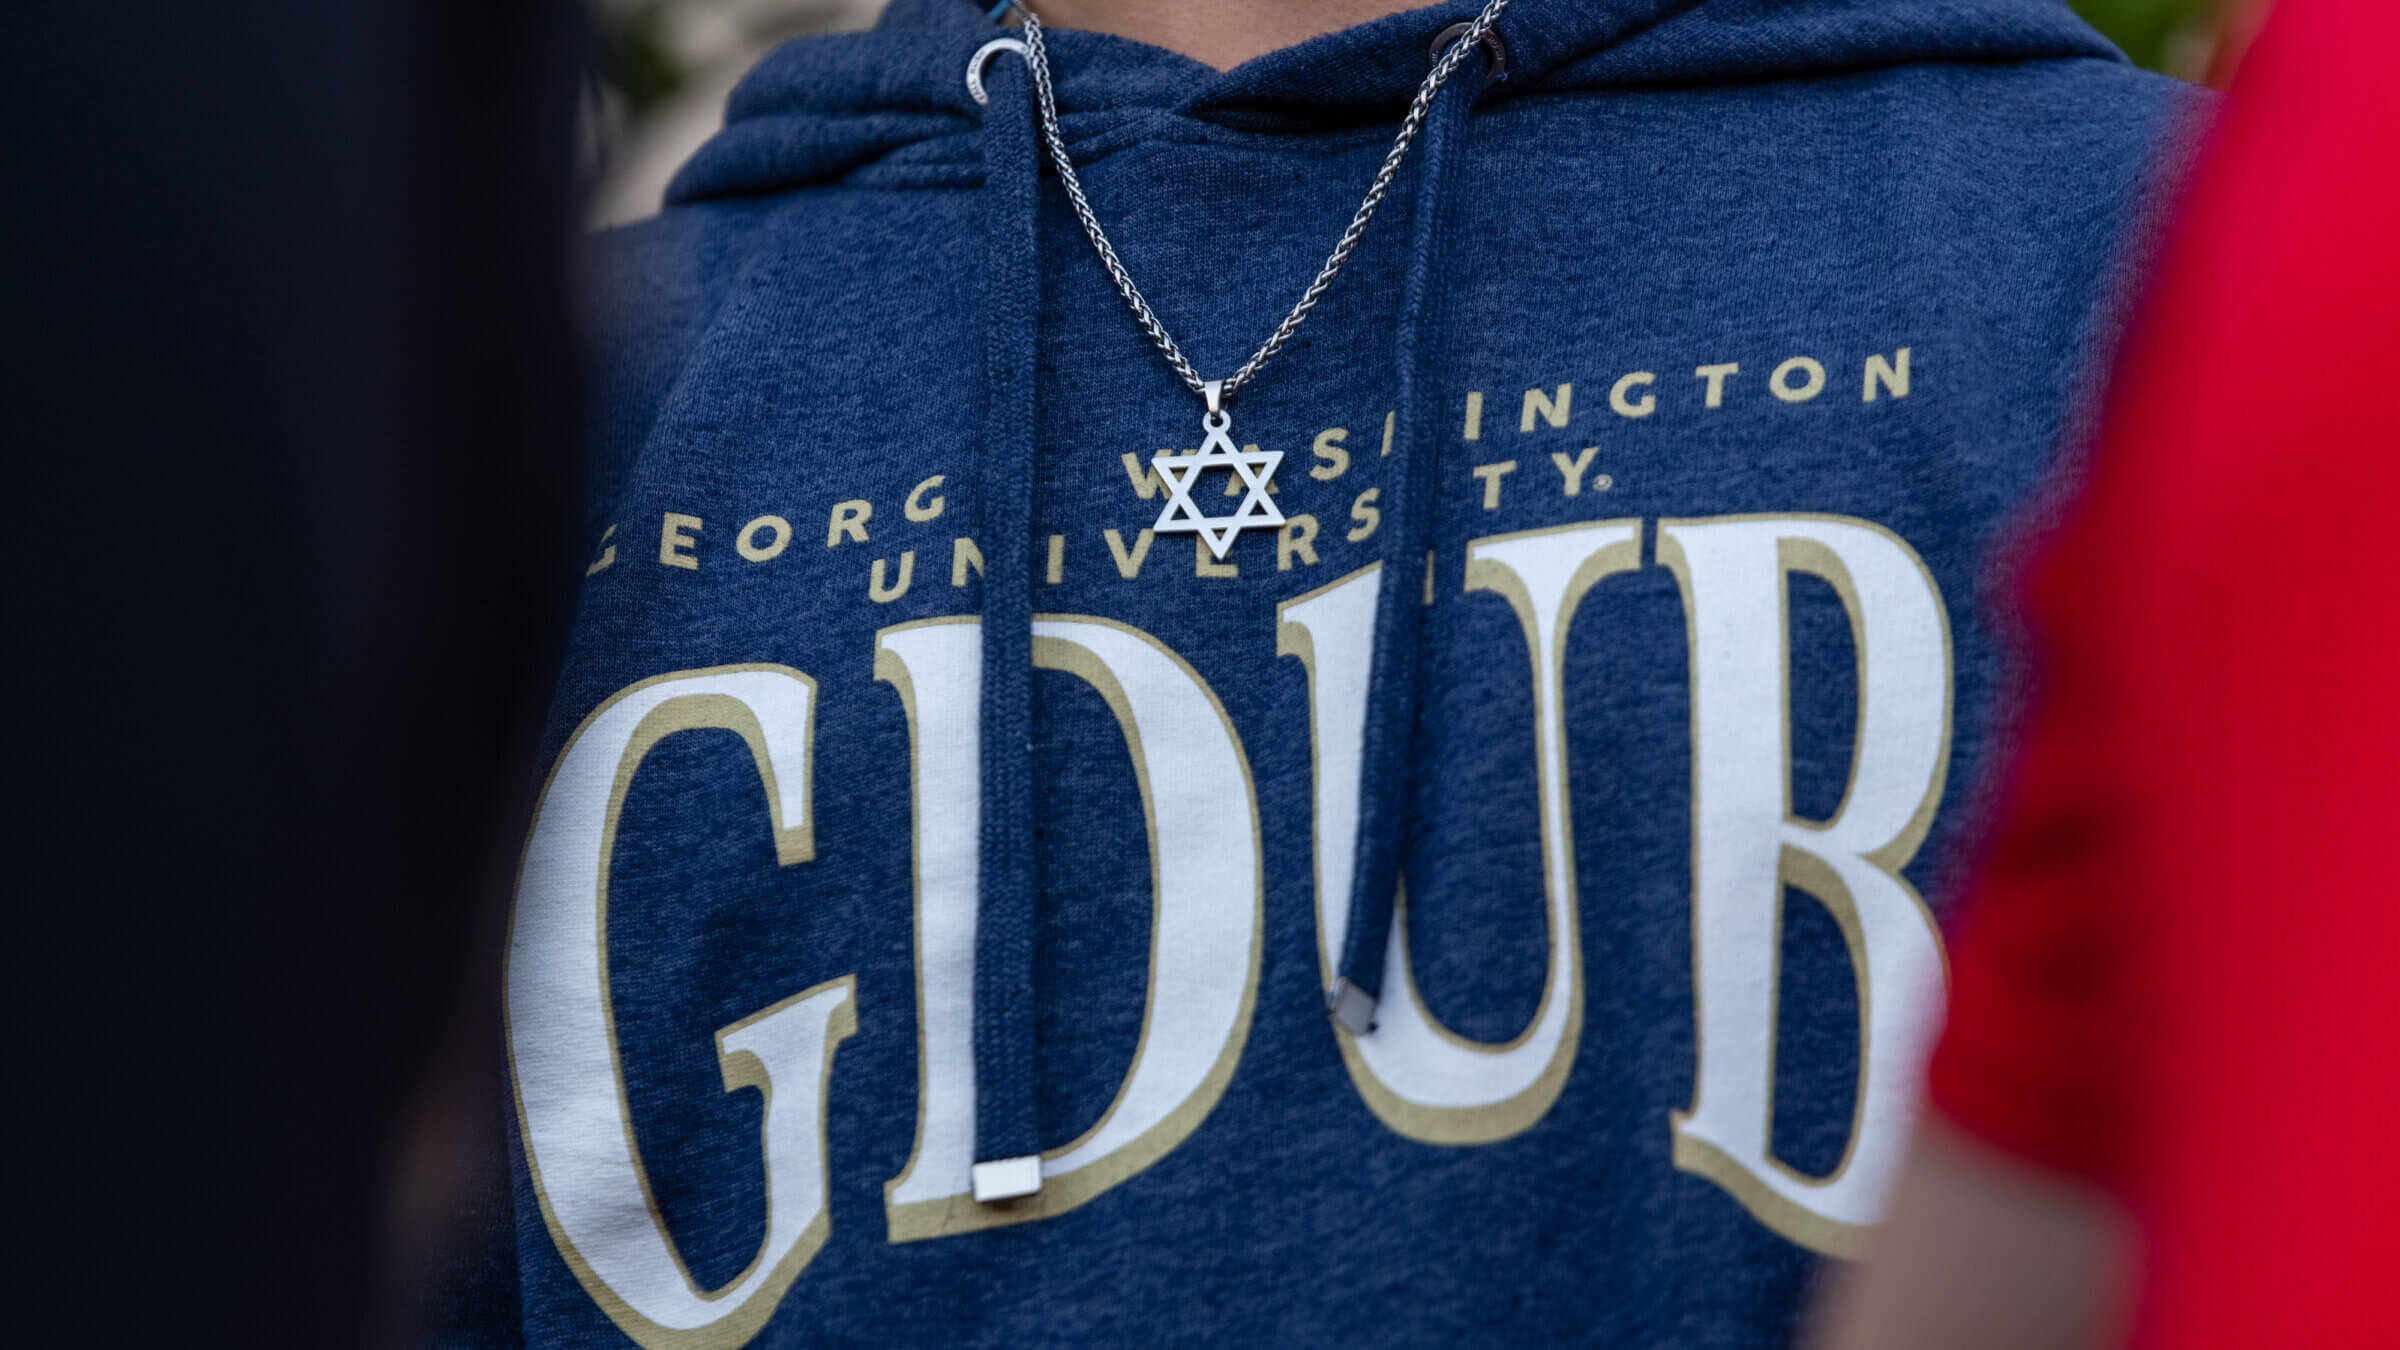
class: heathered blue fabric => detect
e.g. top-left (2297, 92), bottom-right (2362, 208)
top-left (504, 0), bottom-right (2194, 1343)
top-left (1339, 58), bottom-right (1481, 1012)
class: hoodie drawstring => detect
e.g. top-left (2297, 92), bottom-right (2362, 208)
top-left (1329, 49), bottom-right (1492, 1035)
top-left (960, 23), bottom-right (1498, 1195)
top-left (968, 39), bottom-right (1046, 1202)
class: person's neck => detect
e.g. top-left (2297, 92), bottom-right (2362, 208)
top-left (1021, 0), bottom-right (1443, 71)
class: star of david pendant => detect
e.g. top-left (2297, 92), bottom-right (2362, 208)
top-left (1148, 381), bottom-right (1285, 561)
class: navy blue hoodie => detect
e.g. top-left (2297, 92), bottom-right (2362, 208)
top-left (499, 0), bottom-right (2190, 1344)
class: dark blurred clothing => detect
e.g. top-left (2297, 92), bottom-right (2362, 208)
top-left (1930, 0), bottom-right (2400, 1342)
top-left (6, 1), bottom-right (583, 1344)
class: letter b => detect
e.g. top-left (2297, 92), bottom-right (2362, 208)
top-left (1656, 516), bottom-right (1952, 1257)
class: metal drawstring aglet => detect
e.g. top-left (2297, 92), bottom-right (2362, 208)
top-left (1326, 977), bottom-right (1378, 1035)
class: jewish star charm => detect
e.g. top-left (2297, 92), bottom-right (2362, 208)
top-left (1149, 399), bottom-right (1284, 561)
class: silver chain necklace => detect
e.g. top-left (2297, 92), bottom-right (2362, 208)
top-left (1000, 0), bottom-right (1512, 558)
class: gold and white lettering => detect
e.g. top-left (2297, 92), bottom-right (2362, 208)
top-left (1120, 452), bottom-right (1166, 500)
top-left (1310, 427), bottom-right (1351, 481)
top-left (1195, 535), bottom-right (1238, 578)
top-left (506, 666), bottom-right (850, 1350)
top-left (903, 475), bottom-right (947, 523)
top-left (660, 513), bottom-right (703, 570)
top-left (1520, 382), bottom-right (1572, 433)
top-left (1103, 527), bottom-right (1156, 579)
top-left (1770, 356), bottom-right (1827, 403)
top-left (1656, 515), bottom-right (1951, 1257)
top-left (867, 552), bottom-right (915, 603)
top-left (826, 500), bottom-right (870, 548)
top-left (1609, 372), bottom-right (1657, 418)
top-left (1863, 347), bottom-right (1911, 402)
top-left (736, 516), bottom-right (791, 564)
top-left (1278, 514), bottom-right (1321, 572)
top-left (1346, 488), bottom-right (1381, 543)
top-left (1472, 460), bottom-right (1517, 510)
top-left (1277, 520), bottom-right (1640, 1144)
top-left (1694, 362), bottom-right (1740, 408)
top-left (1550, 446), bottom-right (1600, 496)
top-left (879, 617), bottom-right (1263, 1240)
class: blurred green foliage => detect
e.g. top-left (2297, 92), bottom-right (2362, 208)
top-left (2070, 0), bottom-right (2222, 74)
top-left (603, 3), bottom-right (685, 117)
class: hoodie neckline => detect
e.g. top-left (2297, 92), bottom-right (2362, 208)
top-left (874, 0), bottom-right (1694, 118)
top-left (669, 0), bottom-right (2125, 205)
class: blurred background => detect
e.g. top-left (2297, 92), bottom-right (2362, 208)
top-left (587, 0), bottom-right (881, 225)
top-left (584, 0), bottom-right (2271, 227)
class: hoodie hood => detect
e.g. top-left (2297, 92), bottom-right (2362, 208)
top-left (671, 0), bottom-right (2121, 202)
